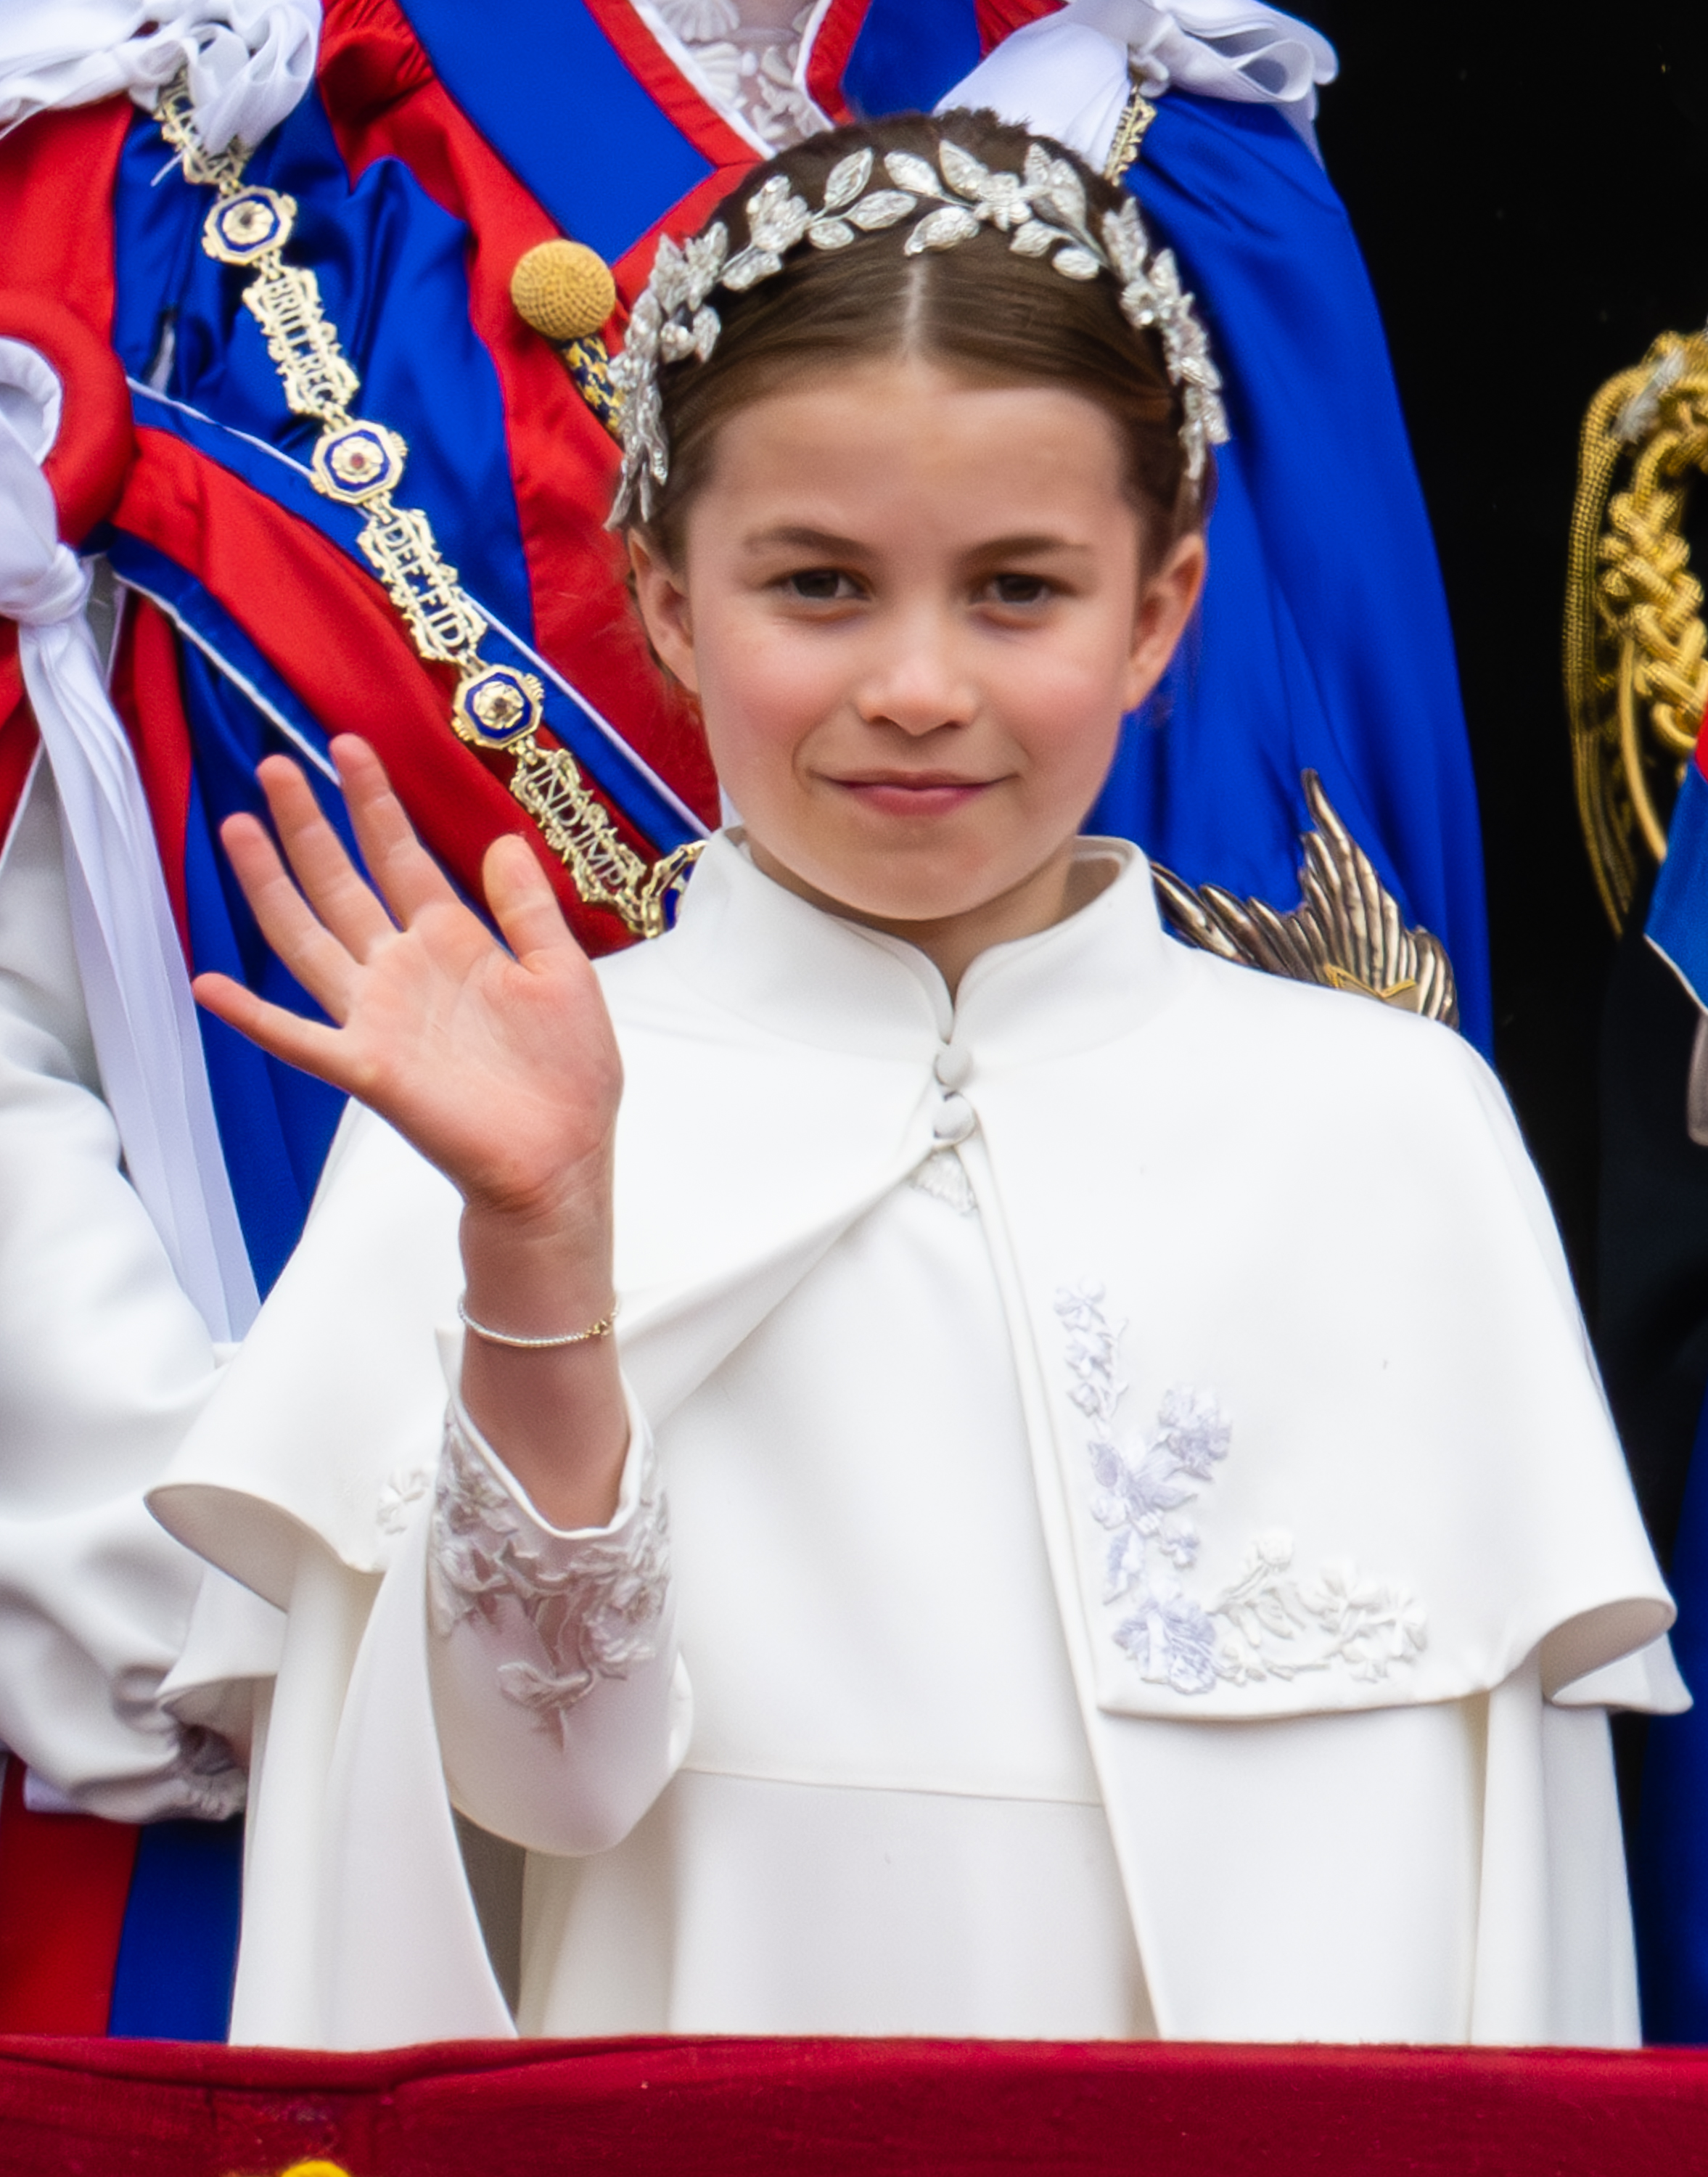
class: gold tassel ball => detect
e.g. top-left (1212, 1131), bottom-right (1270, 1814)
top-left (510, 239), bottom-right (617, 343)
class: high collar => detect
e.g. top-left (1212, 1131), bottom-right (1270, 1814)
top-left (647, 830), bottom-right (1191, 1067)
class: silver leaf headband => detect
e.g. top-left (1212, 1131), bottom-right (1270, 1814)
top-left (607, 136), bottom-right (1229, 526)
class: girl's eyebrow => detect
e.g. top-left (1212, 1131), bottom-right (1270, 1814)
top-left (743, 526), bottom-right (1092, 559)
top-left (743, 525), bottom-right (869, 557)
top-left (965, 533), bottom-right (1092, 560)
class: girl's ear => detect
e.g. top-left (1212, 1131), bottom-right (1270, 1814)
top-left (1121, 530), bottom-right (1207, 716)
top-left (628, 530), bottom-right (701, 694)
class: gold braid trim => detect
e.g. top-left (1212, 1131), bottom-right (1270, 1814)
top-left (1564, 327), bottom-right (1708, 931)
top-left (1103, 78), bottom-right (1158, 184)
top-left (155, 76), bottom-right (698, 940)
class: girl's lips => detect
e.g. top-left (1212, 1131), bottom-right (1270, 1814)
top-left (830, 776), bottom-right (995, 818)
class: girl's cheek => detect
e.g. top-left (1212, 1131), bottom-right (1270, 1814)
top-left (742, 644), bottom-right (848, 731)
top-left (993, 657), bottom-right (1115, 748)
top-left (1014, 692), bottom-right (1124, 793)
top-left (700, 674), bottom-right (817, 802)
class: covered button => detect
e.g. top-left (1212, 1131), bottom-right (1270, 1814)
top-left (933, 1042), bottom-right (972, 1088)
top-left (932, 1092), bottom-right (976, 1146)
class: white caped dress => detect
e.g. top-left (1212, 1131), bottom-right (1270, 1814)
top-left (153, 835), bottom-right (1682, 2050)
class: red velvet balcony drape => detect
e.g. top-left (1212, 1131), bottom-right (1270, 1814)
top-left (3, 2033), bottom-right (1708, 2175)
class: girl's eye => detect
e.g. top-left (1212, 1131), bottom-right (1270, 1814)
top-left (986, 573), bottom-right (1052, 607)
top-left (782, 567), bottom-right (861, 602)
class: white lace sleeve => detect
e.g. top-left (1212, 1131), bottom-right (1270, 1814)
top-left (425, 1390), bottom-right (689, 1855)
top-left (429, 1398), bottom-right (670, 1731)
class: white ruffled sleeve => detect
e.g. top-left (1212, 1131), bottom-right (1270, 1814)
top-left (427, 1379), bottom-right (689, 1857)
top-left (0, 760), bottom-right (242, 1818)
top-left (940, 0), bottom-right (1338, 164)
top-left (0, 0), bottom-right (319, 153)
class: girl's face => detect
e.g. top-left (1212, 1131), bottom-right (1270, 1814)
top-left (630, 356), bottom-right (1205, 975)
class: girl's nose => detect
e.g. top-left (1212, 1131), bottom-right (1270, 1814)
top-left (853, 616), bottom-right (979, 738)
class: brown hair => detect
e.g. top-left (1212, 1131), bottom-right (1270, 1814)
top-left (631, 108), bottom-right (1210, 565)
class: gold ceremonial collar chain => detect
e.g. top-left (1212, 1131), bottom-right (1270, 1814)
top-left (155, 73), bottom-right (698, 941)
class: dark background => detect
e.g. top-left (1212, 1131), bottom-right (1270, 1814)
top-left (1305, 3), bottom-right (1708, 1311)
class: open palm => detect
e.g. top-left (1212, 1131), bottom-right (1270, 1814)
top-left (195, 737), bottom-right (622, 1223)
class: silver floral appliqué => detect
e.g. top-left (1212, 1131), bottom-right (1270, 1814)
top-left (1054, 1282), bottom-right (1426, 1696)
top-left (429, 1409), bottom-right (670, 1740)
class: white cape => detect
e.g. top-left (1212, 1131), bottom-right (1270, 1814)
top-left (152, 837), bottom-right (1678, 2047)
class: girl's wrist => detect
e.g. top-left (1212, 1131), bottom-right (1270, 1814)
top-left (459, 1187), bottom-right (615, 1345)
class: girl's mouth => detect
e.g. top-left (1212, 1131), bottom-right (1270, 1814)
top-left (829, 774), bottom-right (996, 817)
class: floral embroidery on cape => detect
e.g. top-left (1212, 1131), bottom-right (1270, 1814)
top-left (1054, 1283), bottom-right (1426, 1696)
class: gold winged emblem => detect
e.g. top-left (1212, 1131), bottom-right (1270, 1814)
top-left (1150, 769), bottom-right (1459, 1029)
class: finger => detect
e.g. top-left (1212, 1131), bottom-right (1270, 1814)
top-left (255, 754), bottom-right (398, 962)
top-left (194, 970), bottom-right (358, 1088)
top-left (331, 737), bottom-right (463, 927)
top-left (219, 811), bottom-right (361, 1021)
top-left (481, 833), bottom-right (587, 968)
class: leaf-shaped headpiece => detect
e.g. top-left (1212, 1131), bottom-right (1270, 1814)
top-left (607, 137), bottom-right (1228, 525)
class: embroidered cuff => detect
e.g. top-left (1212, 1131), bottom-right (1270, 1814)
top-left (427, 1385), bottom-right (670, 1732)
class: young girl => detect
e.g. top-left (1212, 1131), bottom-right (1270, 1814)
top-left (158, 110), bottom-right (1675, 2051)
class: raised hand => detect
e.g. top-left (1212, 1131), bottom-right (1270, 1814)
top-left (197, 737), bottom-right (631, 1528)
top-left (195, 736), bottom-right (621, 1226)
